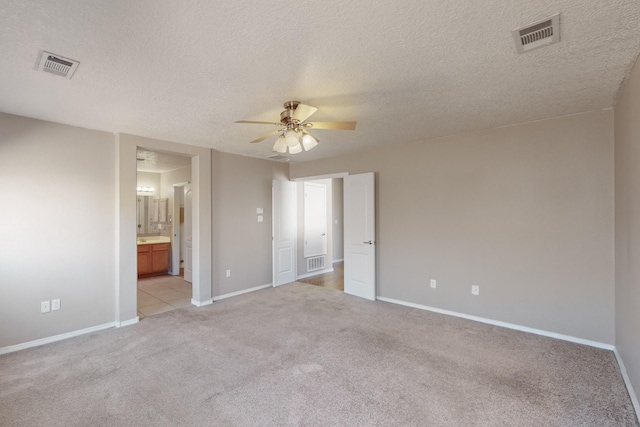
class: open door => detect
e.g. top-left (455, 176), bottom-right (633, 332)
top-left (171, 184), bottom-right (185, 275)
top-left (344, 172), bottom-right (376, 300)
top-left (183, 184), bottom-right (193, 283)
top-left (273, 180), bottom-right (297, 286)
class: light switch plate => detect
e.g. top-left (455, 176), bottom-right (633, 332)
top-left (257, 208), bottom-right (263, 214)
top-left (430, 279), bottom-right (436, 289)
top-left (472, 285), bottom-right (480, 295)
top-left (52, 299), bottom-right (61, 311)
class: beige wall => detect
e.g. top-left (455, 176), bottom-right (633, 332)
top-left (136, 171), bottom-right (161, 198)
top-left (160, 166), bottom-right (191, 200)
top-left (614, 57), bottom-right (640, 403)
top-left (160, 165), bottom-right (191, 241)
top-left (0, 113), bottom-right (116, 347)
top-left (292, 110), bottom-right (615, 344)
top-left (211, 151), bottom-right (288, 296)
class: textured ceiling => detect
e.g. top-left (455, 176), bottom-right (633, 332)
top-left (1, 1), bottom-right (639, 163)
top-left (136, 149), bottom-right (191, 173)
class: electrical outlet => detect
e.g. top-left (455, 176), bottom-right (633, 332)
top-left (430, 279), bottom-right (437, 289)
top-left (41, 301), bottom-right (50, 313)
top-left (226, 269), bottom-right (231, 278)
top-left (472, 285), bottom-right (480, 295)
top-left (52, 299), bottom-right (61, 311)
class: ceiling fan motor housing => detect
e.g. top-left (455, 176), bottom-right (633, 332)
top-left (281, 100), bottom-right (301, 126)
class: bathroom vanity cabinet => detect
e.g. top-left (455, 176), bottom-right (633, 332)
top-left (137, 243), bottom-right (170, 278)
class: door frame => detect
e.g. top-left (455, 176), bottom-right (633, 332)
top-left (115, 134), bottom-right (213, 327)
top-left (286, 172), bottom-right (361, 289)
top-left (171, 181), bottom-right (189, 276)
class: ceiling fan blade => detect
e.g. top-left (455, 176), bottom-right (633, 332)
top-left (249, 130), bottom-right (280, 143)
top-left (292, 103), bottom-right (318, 122)
top-left (305, 121), bottom-right (357, 130)
top-left (236, 120), bottom-right (282, 126)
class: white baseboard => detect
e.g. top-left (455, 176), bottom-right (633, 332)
top-left (213, 283), bottom-right (272, 301)
top-left (297, 268), bottom-right (334, 280)
top-left (614, 349), bottom-right (640, 420)
top-left (191, 298), bottom-right (214, 307)
top-left (0, 322), bottom-right (116, 355)
top-left (333, 258), bottom-right (344, 264)
top-left (116, 317), bottom-right (139, 327)
top-left (376, 296), bottom-right (615, 351)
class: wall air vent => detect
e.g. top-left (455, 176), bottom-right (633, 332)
top-left (37, 51), bottom-right (80, 79)
top-left (512, 14), bottom-right (560, 54)
top-left (267, 155), bottom-right (290, 162)
top-left (307, 256), bottom-right (325, 272)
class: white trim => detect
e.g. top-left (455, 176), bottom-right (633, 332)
top-left (614, 348), bottom-right (640, 419)
top-left (291, 172), bottom-right (348, 182)
top-left (214, 283), bottom-right (272, 301)
top-left (116, 317), bottom-right (139, 327)
top-left (297, 267), bottom-right (334, 280)
top-left (0, 322), bottom-right (116, 355)
top-left (333, 258), bottom-right (344, 264)
top-left (191, 298), bottom-right (214, 307)
top-left (376, 296), bottom-right (615, 350)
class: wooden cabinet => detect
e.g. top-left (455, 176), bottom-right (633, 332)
top-left (137, 243), bottom-right (170, 278)
top-left (137, 247), bottom-right (152, 276)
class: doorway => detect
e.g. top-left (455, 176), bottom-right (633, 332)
top-left (117, 135), bottom-right (213, 327)
top-left (273, 172), bottom-right (376, 301)
top-left (135, 149), bottom-right (193, 318)
top-left (297, 178), bottom-right (344, 291)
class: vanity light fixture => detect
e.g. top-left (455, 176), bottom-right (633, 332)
top-left (137, 186), bottom-right (155, 193)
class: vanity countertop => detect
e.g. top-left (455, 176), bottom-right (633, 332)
top-left (137, 236), bottom-right (171, 245)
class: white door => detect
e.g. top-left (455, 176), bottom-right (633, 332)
top-left (344, 172), bottom-right (376, 300)
top-left (184, 185), bottom-right (193, 283)
top-left (303, 181), bottom-right (327, 257)
top-left (171, 185), bottom-right (183, 275)
top-left (273, 180), bottom-right (297, 286)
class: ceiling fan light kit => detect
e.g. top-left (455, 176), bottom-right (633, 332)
top-left (288, 141), bottom-right (303, 154)
top-left (236, 100), bottom-right (356, 155)
top-left (285, 129), bottom-right (301, 147)
top-left (273, 135), bottom-right (287, 153)
top-left (302, 133), bottom-right (318, 151)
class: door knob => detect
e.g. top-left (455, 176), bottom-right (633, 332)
top-left (321, 233), bottom-right (326, 236)
top-left (363, 240), bottom-right (374, 245)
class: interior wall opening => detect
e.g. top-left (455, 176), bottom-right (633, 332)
top-left (296, 178), bottom-right (345, 291)
top-left (135, 148), bottom-right (194, 319)
top-left (283, 171), bottom-right (376, 301)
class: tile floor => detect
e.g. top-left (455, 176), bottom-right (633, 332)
top-left (137, 275), bottom-right (192, 319)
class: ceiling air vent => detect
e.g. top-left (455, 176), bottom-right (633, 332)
top-left (267, 155), bottom-right (290, 162)
top-left (37, 51), bottom-right (80, 79)
top-left (512, 14), bottom-right (560, 54)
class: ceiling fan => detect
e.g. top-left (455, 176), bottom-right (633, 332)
top-left (235, 101), bottom-right (356, 154)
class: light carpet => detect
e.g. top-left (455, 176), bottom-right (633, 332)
top-left (1, 282), bottom-right (637, 426)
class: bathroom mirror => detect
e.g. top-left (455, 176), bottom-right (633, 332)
top-left (137, 196), bottom-right (168, 235)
